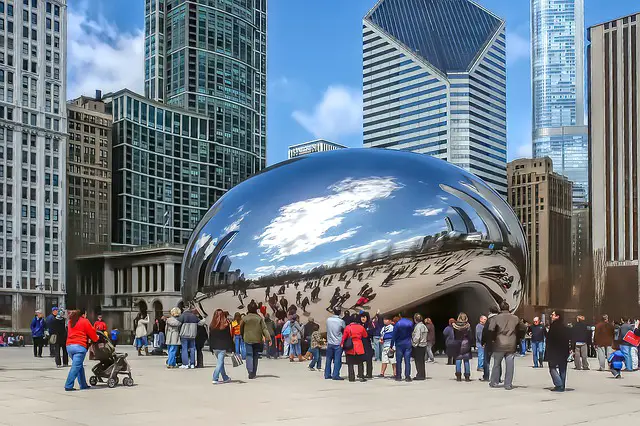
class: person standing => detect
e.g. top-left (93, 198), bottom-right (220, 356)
top-left (411, 313), bottom-right (428, 380)
top-left (545, 311), bottom-right (571, 392)
top-left (572, 315), bottom-right (591, 370)
top-left (443, 318), bottom-right (455, 365)
top-left (452, 312), bottom-right (474, 382)
top-left (481, 306), bottom-right (500, 382)
top-left (619, 318), bottom-right (634, 371)
top-left (370, 311), bottom-right (383, 362)
top-left (341, 318), bottom-right (368, 382)
top-left (308, 329), bottom-right (324, 371)
top-left (240, 301), bottom-right (271, 379)
top-left (488, 301), bottom-right (523, 390)
top-left (94, 315), bottom-right (107, 333)
top-left (425, 317), bottom-right (436, 363)
top-left (392, 313), bottom-right (414, 382)
top-left (530, 317), bottom-right (546, 368)
top-left (359, 312), bottom-right (375, 379)
top-left (177, 308), bottom-right (200, 369)
top-left (232, 312), bottom-right (246, 360)
top-left (30, 310), bottom-right (45, 358)
top-left (264, 313), bottom-right (277, 358)
top-left (195, 318), bottom-right (209, 368)
top-left (209, 309), bottom-right (234, 384)
top-left (379, 315), bottom-right (396, 378)
top-left (50, 308), bottom-right (68, 368)
top-left (324, 307), bottom-right (345, 380)
top-left (64, 310), bottom-right (99, 391)
top-left (476, 316), bottom-right (486, 372)
top-left (165, 308), bottom-right (181, 368)
top-left (594, 314), bottom-right (615, 371)
top-left (134, 313), bottom-right (150, 356)
top-left (45, 307), bottom-right (58, 357)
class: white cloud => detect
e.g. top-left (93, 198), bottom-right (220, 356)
top-left (413, 208), bottom-right (444, 217)
top-left (506, 32), bottom-right (530, 65)
top-left (251, 262), bottom-right (321, 277)
top-left (514, 142), bottom-right (532, 159)
top-left (292, 85), bottom-right (363, 140)
top-left (67, 4), bottom-right (144, 99)
top-left (230, 252), bottom-right (249, 258)
top-left (257, 177), bottom-right (402, 261)
top-left (339, 239), bottom-right (391, 257)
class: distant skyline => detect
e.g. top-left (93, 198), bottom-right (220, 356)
top-left (68, 0), bottom-right (640, 166)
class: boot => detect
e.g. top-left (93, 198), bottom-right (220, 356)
top-left (464, 374), bottom-right (471, 382)
top-left (144, 347), bottom-right (149, 356)
top-left (455, 372), bottom-right (462, 382)
top-left (298, 355), bottom-right (305, 362)
top-left (289, 355), bottom-right (295, 362)
top-left (137, 348), bottom-right (142, 356)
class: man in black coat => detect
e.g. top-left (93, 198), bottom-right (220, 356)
top-left (480, 306), bottom-right (500, 381)
top-left (545, 311), bottom-right (571, 392)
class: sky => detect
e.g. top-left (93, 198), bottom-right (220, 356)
top-left (67, 0), bottom-right (640, 166)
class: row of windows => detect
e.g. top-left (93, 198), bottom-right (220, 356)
top-left (398, 139), bottom-right (446, 153)
top-left (365, 77), bottom-right (440, 102)
top-left (372, 130), bottom-right (448, 149)
top-left (362, 56), bottom-right (408, 79)
top-left (364, 102), bottom-right (447, 128)
top-left (364, 93), bottom-right (447, 120)
top-left (364, 65), bottom-right (421, 87)
top-left (364, 111), bottom-right (447, 137)
top-left (365, 119), bottom-right (447, 144)
top-left (364, 84), bottom-right (447, 112)
top-left (363, 71), bottom-right (431, 95)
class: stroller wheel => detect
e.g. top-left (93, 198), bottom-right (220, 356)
top-left (107, 378), bottom-right (117, 388)
top-left (89, 376), bottom-right (98, 386)
top-left (123, 377), bottom-right (134, 387)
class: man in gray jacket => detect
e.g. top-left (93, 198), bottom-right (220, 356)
top-left (412, 313), bottom-right (428, 380)
top-left (488, 300), bottom-right (525, 390)
top-left (178, 308), bottom-right (200, 369)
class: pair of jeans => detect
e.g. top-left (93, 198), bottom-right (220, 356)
top-left (245, 342), bottom-right (262, 378)
top-left (212, 349), bottom-right (229, 382)
top-left (596, 346), bottom-right (613, 370)
top-left (234, 335), bottom-right (246, 359)
top-left (65, 344), bottom-right (89, 390)
top-left (395, 345), bottom-right (412, 380)
top-left (574, 344), bottom-right (590, 369)
top-left (491, 352), bottom-right (514, 388)
top-left (620, 345), bottom-right (633, 370)
top-left (520, 339), bottom-right (527, 355)
top-left (413, 346), bottom-right (426, 379)
top-left (324, 344), bottom-right (342, 379)
top-left (477, 346), bottom-right (485, 370)
top-left (309, 347), bottom-right (321, 369)
top-left (426, 343), bottom-right (435, 362)
top-left (456, 359), bottom-right (471, 375)
top-left (290, 341), bottom-right (301, 357)
top-left (54, 342), bottom-right (68, 367)
top-left (371, 337), bottom-right (382, 361)
top-left (549, 362), bottom-right (567, 390)
top-left (135, 336), bottom-right (148, 348)
top-left (167, 345), bottom-right (179, 366)
top-left (483, 350), bottom-right (493, 380)
top-left (531, 341), bottom-right (545, 367)
top-left (181, 338), bottom-right (196, 367)
top-left (32, 336), bottom-right (44, 357)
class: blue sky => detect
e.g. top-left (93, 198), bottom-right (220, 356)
top-left (68, 0), bottom-right (640, 166)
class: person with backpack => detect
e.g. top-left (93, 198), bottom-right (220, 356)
top-left (341, 317), bottom-right (368, 382)
top-left (285, 315), bottom-right (304, 362)
top-left (451, 312), bottom-right (474, 382)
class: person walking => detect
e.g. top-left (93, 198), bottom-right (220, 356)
top-left (545, 311), bottom-right (571, 392)
top-left (572, 315), bottom-right (591, 370)
top-left (30, 310), bottom-right (45, 358)
top-left (45, 307), bottom-right (58, 357)
top-left (264, 313), bottom-right (277, 358)
top-left (476, 316), bottom-right (486, 372)
top-left (425, 317), bottom-right (436, 363)
top-left (594, 314), bottom-right (615, 371)
top-left (165, 307), bottom-right (181, 368)
top-left (443, 318), bottom-right (455, 365)
top-left (209, 309), bottom-right (234, 384)
top-left (232, 312), bottom-right (246, 360)
top-left (50, 308), bottom-right (68, 368)
top-left (412, 313), bottom-right (428, 380)
top-left (481, 306), bottom-right (500, 382)
top-left (452, 313), bottom-right (474, 382)
top-left (178, 308), bottom-right (200, 369)
top-left (308, 329), bottom-right (324, 371)
top-left (240, 301), bottom-right (271, 379)
top-left (392, 313), bottom-right (414, 382)
top-left (324, 308), bottom-right (346, 380)
top-left (488, 301), bottom-right (523, 390)
top-left (286, 314), bottom-right (305, 362)
top-left (341, 318), bottom-right (368, 382)
top-left (530, 317), bottom-right (546, 368)
top-left (64, 310), bottom-right (99, 391)
top-left (134, 312), bottom-right (150, 356)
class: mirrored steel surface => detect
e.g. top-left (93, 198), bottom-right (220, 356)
top-left (181, 149), bottom-right (528, 326)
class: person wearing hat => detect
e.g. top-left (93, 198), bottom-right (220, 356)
top-left (30, 310), bottom-right (46, 358)
top-left (50, 308), bottom-right (69, 367)
top-left (45, 307), bottom-right (59, 357)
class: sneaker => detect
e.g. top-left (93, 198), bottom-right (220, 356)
top-left (332, 377), bottom-right (344, 381)
top-left (405, 377), bottom-right (412, 382)
top-left (309, 367), bottom-right (315, 371)
top-left (212, 380), bottom-right (221, 384)
top-left (179, 365), bottom-right (188, 369)
top-left (189, 365), bottom-right (195, 369)
top-left (223, 377), bottom-right (232, 383)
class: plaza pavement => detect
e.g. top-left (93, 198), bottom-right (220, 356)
top-left (1, 347), bottom-right (640, 425)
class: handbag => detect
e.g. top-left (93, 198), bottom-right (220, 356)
top-left (231, 353), bottom-right (244, 367)
top-left (290, 333), bottom-right (299, 344)
top-left (623, 330), bottom-right (640, 347)
top-left (343, 337), bottom-right (353, 351)
top-left (388, 347), bottom-right (395, 358)
top-left (49, 334), bottom-right (57, 345)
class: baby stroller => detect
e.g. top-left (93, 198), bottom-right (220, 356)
top-left (89, 331), bottom-right (134, 388)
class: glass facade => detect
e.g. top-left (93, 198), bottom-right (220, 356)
top-left (531, 0), bottom-right (588, 203)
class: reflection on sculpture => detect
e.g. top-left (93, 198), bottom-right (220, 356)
top-left (181, 149), bottom-right (529, 328)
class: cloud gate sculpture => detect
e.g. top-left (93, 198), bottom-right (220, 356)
top-left (181, 149), bottom-right (528, 328)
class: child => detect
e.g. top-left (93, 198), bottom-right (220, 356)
top-left (110, 328), bottom-right (120, 347)
top-left (379, 315), bottom-right (396, 378)
top-left (308, 330), bottom-right (325, 371)
top-left (609, 350), bottom-right (625, 378)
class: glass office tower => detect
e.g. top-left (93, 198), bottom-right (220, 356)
top-left (363, 0), bottom-right (508, 197)
top-left (531, 0), bottom-right (588, 204)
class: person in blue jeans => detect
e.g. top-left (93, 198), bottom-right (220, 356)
top-left (209, 309), bottom-right (234, 384)
top-left (325, 308), bottom-right (345, 380)
top-left (64, 310), bottom-right (99, 391)
top-left (475, 316), bottom-right (486, 371)
top-left (530, 317), bottom-right (546, 368)
top-left (392, 313), bottom-right (414, 382)
top-left (177, 308), bottom-right (201, 369)
top-left (308, 330), bottom-right (323, 371)
top-left (618, 318), bottom-right (636, 371)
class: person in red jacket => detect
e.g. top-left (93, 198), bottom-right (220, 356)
top-left (341, 317), bottom-right (368, 382)
top-left (94, 315), bottom-right (107, 333)
top-left (65, 310), bottom-right (99, 391)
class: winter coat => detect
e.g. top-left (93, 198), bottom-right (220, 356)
top-left (165, 316), bottom-right (181, 346)
top-left (241, 313), bottom-right (270, 344)
top-left (544, 320), bottom-right (571, 367)
top-left (449, 323), bottom-right (475, 360)
top-left (487, 311), bottom-right (523, 353)
top-left (572, 321), bottom-right (592, 346)
top-left (425, 322), bottom-right (436, 344)
top-left (30, 317), bottom-right (45, 337)
top-left (135, 316), bottom-right (149, 338)
top-left (341, 322), bottom-right (368, 356)
top-left (50, 317), bottom-right (67, 341)
top-left (411, 322), bottom-right (428, 347)
top-left (443, 325), bottom-right (454, 345)
top-left (209, 326), bottom-right (234, 352)
top-left (594, 321), bottom-right (615, 347)
top-left (177, 311), bottom-right (200, 339)
top-left (196, 323), bottom-right (209, 350)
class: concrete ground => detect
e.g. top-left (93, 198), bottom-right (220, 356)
top-left (1, 347), bottom-right (640, 425)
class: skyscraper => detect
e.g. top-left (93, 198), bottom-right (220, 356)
top-left (144, 0), bottom-right (267, 178)
top-left (288, 139), bottom-right (346, 159)
top-left (531, 0), bottom-right (588, 204)
top-left (362, 0), bottom-right (508, 196)
top-left (0, 0), bottom-right (67, 331)
top-left (589, 12), bottom-right (640, 315)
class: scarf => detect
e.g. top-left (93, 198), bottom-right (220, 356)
top-left (452, 321), bottom-right (470, 331)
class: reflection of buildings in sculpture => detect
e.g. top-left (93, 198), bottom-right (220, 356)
top-left (589, 13), bottom-right (640, 315)
top-left (288, 139), bottom-right (347, 159)
top-left (507, 158), bottom-right (572, 313)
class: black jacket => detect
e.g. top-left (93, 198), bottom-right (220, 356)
top-left (195, 324), bottom-right (209, 350)
top-left (481, 315), bottom-right (496, 352)
top-left (530, 324), bottom-right (546, 342)
top-left (50, 317), bottom-right (67, 340)
top-left (209, 326), bottom-right (234, 352)
top-left (571, 322), bottom-right (592, 347)
top-left (544, 320), bottom-right (571, 367)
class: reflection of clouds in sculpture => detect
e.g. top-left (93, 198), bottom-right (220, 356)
top-left (387, 230), bottom-right (403, 236)
top-left (250, 261), bottom-right (321, 278)
top-left (224, 210), bottom-right (250, 234)
top-left (192, 233), bottom-right (215, 260)
top-left (256, 176), bottom-right (402, 261)
top-left (230, 252), bottom-right (249, 258)
top-left (339, 239), bottom-right (391, 256)
top-left (413, 207), bottom-right (445, 217)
